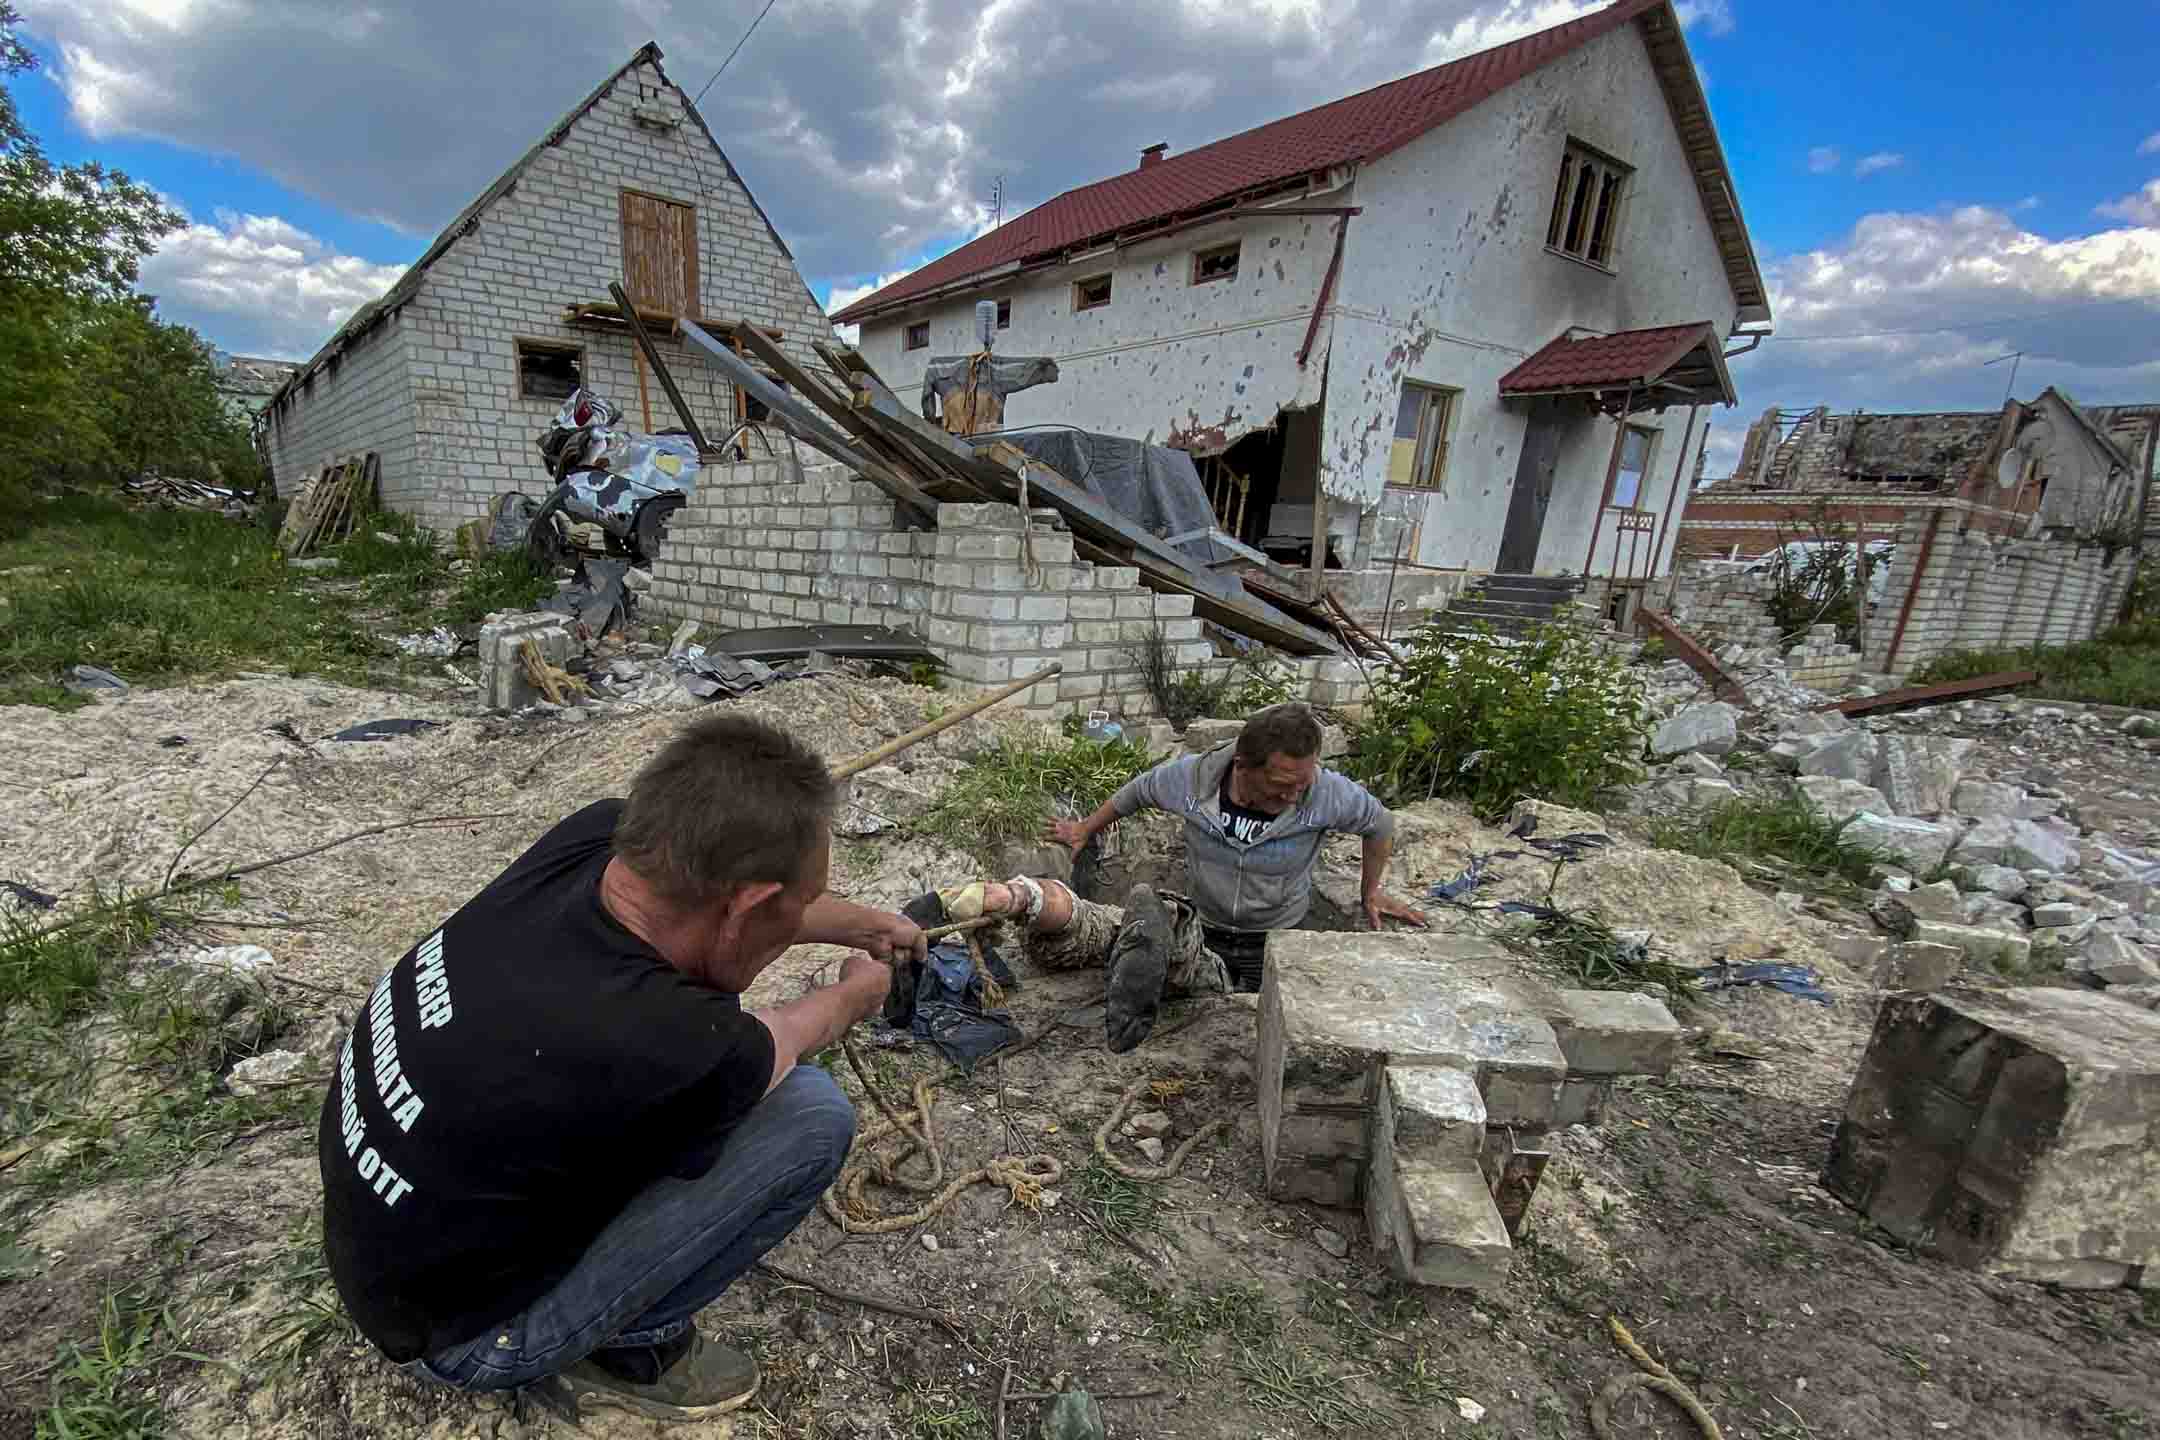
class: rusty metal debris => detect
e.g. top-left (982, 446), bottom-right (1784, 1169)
top-left (1816, 670), bottom-right (2039, 717)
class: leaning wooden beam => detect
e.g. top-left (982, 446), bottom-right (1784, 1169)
top-left (676, 320), bottom-right (938, 527)
top-left (606, 282), bottom-right (710, 454)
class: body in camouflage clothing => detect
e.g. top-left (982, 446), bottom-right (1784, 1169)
top-left (1022, 889), bottom-right (1229, 998)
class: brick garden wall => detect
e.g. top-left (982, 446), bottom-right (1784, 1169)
top-left (650, 456), bottom-right (1370, 718)
top-left (1867, 515), bottom-right (2136, 674)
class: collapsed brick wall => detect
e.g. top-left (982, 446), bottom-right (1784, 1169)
top-left (1866, 516), bottom-right (2136, 673)
top-left (648, 456), bottom-right (1371, 717)
top-left (1662, 560), bottom-right (1863, 689)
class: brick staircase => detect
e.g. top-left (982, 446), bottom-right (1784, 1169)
top-left (1428, 574), bottom-right (1586, 638)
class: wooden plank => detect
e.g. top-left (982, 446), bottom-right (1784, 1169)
top-left (607, 281), bottom-right (710, 454)
top-left (1817, 670), bottom-right (2038, 718)
top-left (676, 319), bottom-right (938, 524)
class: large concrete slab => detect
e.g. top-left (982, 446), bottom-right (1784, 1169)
top-left (1823, 986), bottom-right (2160, 1288)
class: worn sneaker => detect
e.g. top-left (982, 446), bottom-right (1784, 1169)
top-left (562, 1329), bottom-right (759, 1422)
top-left (1105, 884), bottom-right (1173, 1054)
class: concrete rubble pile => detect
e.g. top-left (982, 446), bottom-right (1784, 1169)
top-left (1258, 931), bottom-right (1681, 1292)
top-left (1630, 667), bottom-right (2160, 1006)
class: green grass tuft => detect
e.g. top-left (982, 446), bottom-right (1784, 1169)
top-left (1648, 789), bottom-right (1888, 890)
top-left (1908, 618), bottom-right (2160, 710)
top-left (916, 728), bottom-right (1158, 861)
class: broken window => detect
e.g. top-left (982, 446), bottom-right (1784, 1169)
top-left (1610, 424), bottom-right (1656, 508)
top-left (996, 298), bottom-right (1011, 329)
top-left (1192, 242), bottom-right (1240, 285)
top-left (516, 339), bottom-right (583, 402)
top-left (619, 189), bottom-right (699, 319)
top-left (1546, 142), bottom-right (1628, 269)
top-left (1074, 273), bottom-right (1113, 312)
top-left (1387, 383), bottom-right (1458, 491)
top-left (905, 322), bottom-right (929, 351)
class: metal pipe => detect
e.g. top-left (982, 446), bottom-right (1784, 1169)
top-left (1883, 508), bottom-right (1945, 672)
top-left (1582, 384), bottom-right (1636, 576)
top-left (1646, 404), bottom-right (1701, 582)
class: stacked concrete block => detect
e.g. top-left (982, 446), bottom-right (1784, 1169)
top-left (1824, 986), bottom-right (2160, 1288)
top-left (1785, 622), bottom-right (1861, 689)
top-left (1258, 931), bottom-right (1681, 1293)
top-left (476, 610), bottom-right (573, 710)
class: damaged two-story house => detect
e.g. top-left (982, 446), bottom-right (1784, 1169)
top-left (260, 43), bottom-right (833, 533)
top-left (835, 0), bottom-right (1769, 620)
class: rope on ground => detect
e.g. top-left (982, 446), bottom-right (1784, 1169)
top-left (1589, 1315), bottom-right (1723, 1440)
top-left (825, 1035), bottom-right (1059, 1234)
top-left (517, 638), bottom-right (588, 706)
top-left (1090, 1078), bottom-right (1226, 1182)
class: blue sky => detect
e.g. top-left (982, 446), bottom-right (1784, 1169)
top-left (13, 0), bottom-right (2157, 473)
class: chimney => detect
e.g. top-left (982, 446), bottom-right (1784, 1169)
top-left (1139, 142), bottom-right (1168, 170)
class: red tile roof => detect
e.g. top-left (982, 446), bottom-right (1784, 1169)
top-left (832, 0), bottom-right (1671, 324)
top-left (1498, 322), bottom-right (1720, 395)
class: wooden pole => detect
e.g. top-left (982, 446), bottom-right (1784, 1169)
top-left (1308, 484), bottom-right (1331, 602)
top-left (633, 348), bottom-right (655, 432)
top-left (1582, 384), bottom-right (1636, 577)
top-left (831, 663), bottom-right (1063, 780)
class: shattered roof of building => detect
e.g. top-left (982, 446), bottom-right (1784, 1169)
top-left (1843, 412), bottom-right (2003, 478)
top-left (832, 0), bottom-right (1766, 327)
top-left (1497, 321), bottom-right (1732, 403)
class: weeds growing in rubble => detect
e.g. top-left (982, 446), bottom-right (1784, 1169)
top-left (1497, 905), bottom-right (1697, 999)
top-left (39, 1285), bottom-right (185, 1439)
top-left (1647, 790), bottom-right (1888, 891)
top-left (1344, 617), bottom-right (1648, 819)
top-left (916, 724), bottom-right (1158, 861)
top-left (1124, 623), bottom-right (1302, 729)
top-left (1910, 616), bottom-right (2160, 710)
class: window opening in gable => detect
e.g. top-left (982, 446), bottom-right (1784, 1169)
top-left (905, 322), bottom-right (929, 351)
top-left (516, 339), bottom-right (584, 402)
top-left (1387, 383), bottom-right (1459, 492)
top-left (1548, 142), bottom-right (1629, 270)
top-left (995, 298), bottom-right (1011, 329)
top-left (1074, 273), bottom-right (1113, 311)
top-left (1192, 242), bottom-right (1240, 285)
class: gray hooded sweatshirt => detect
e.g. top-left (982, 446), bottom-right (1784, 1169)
top-left (1106, 743), bottom-right (1395, 932)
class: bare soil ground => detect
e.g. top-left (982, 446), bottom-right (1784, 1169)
top-left (2, 677), bottom-right (2155, 1440)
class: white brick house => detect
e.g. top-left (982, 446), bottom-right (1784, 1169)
top-left (836, 0), bottom-right (1768, 590)
top-left (262, 44), bottom-right (832, 533)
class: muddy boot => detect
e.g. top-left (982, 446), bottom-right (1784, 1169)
top-left (561, 1328), bottom-right (759, 1422)
top-left (1104, 884), bottom-right (1173, 1053)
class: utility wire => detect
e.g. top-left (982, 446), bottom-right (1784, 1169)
top-left (692, 0), bottom-right (781, 108)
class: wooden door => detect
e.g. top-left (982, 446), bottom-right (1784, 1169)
top-left (619, 191), bottom-right (698, 319)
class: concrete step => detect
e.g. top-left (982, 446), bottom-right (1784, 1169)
top-left (1426, 612), bottom-right (1542, 639)
top-left (1371, 1156), bottom-right (1514, 1293)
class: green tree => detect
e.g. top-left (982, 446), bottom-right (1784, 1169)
top-left (0, 2), bottom-right (201, 524)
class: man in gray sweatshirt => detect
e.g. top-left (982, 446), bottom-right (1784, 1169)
top-left (961, 703), bottom-right (1423, 1050)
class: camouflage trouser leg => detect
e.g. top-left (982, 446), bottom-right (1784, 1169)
top-left (1021, 890), bottom-right (1229, 998)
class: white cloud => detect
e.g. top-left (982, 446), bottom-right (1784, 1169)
top-left (1088, 71), bottom-right (1219, 110)
top-left (1673, 0), bottom-right (1734, 36)
top-left (137, 208), bottom-right (410, 359)
top-left (2140, 132), bottom-right (2160, 157)
top-left (1853, 151), bottom-right (1904, 177)
top-left (2096, 179), bottom-right (2160, 227)
top-left (823, 267), bottom-right (922, 343)
top-left (1807, 146), bottom-right (1841, 174)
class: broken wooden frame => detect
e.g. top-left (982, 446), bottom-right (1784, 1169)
top-left (666, 315), bottom-right (1340, 656)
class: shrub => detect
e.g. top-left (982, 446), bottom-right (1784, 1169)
top-left (1343, 618), bottom-right (1648, 818)
top-left (1123, 622), bottom-right (1306, 730)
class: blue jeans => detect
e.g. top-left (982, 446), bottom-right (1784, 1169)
top-left (405, 1065), bottom-right (855, 1392)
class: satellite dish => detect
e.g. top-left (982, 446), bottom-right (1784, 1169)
top-left (1996, 448), bottom-right (2023, 490)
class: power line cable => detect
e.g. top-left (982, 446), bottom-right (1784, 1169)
top-left (693, 0), bottom-right (781, 109)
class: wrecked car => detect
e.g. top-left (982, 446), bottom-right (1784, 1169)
top-left (530, 388), bottom-right (698, 565)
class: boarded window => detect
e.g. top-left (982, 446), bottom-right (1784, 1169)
top-left (996, 298), bottom-right (1011, 329)
top-left (1387, 384), bottom-right (1458, 491)
top-left (1074, 273), bottom-right (1113, 311)
top-left (1610, 424), bottom-right (1655, 508)
top-left (619, 189), bottom-right (699, 319)
top-left (516, 339), bottom-right (583, 401)
top-left (1547, 142), bottom-right (1628, 269)
top-left (1192, 242), bottom-right (1240, 284)
top-left (905, 322), bottom-right (930, 351)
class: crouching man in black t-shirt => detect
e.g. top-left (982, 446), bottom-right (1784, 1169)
top-left (317, 713), bottom-right (920, 1422)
